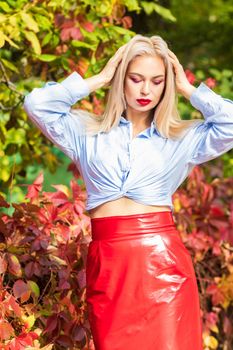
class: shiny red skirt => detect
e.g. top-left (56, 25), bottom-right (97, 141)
top-left (86, 211), bottom-right (203, 350)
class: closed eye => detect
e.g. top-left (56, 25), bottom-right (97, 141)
top-left (130, 78), bottom-right (164, 85)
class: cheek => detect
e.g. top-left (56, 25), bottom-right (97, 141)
top-left (153, 84), bottom-right (165, 99)
top-left (124, 83), bottom-right (136, 100)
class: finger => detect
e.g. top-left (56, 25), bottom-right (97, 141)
top-left (167, 49), bottom-right (180, 63)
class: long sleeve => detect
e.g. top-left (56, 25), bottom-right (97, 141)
top-left (23, 71), bottom-right (90, 162)
top-left (187, 83), bottom-right (233, 165)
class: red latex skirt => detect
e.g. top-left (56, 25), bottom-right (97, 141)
top-left (86, 211), bottom-right (203, 350)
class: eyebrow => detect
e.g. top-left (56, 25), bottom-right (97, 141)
top-left (128, 72), bottom-right (165, 78)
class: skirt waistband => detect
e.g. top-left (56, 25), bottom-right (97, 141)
top-left (90, 211), bottom-right (176, 241)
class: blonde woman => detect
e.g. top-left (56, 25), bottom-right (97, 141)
top-left (24, 34), bottom-right (233, 350)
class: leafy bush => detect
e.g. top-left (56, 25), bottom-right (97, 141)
top-left (0, 172), bottom-right (93, 349)
top-left (0, 165), bottom-right (233, 349)
top-left (173, 166), bottom-right (233, 349)
top-left (0, 0), bottom-right (175, 198)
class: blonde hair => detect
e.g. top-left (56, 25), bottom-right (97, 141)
top-left (73, 34), bottom-right (203, 140)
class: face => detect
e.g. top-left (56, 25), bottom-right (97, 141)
top-left (124, 54), bottom-right (166, 115)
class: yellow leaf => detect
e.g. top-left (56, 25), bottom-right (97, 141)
top-left (210, 324), bottom-right (219, 333)
top-left (9, 15), bottom-right (17, 26)
top-left (1, 168), bottom-right (10, 182)
top-left (51, 184), bottom-right (70, 197)
top-left (0, 30), bottom-right (5, 47)
top-left (0, 14), bottom-right (6, 23)
top-left (204, 335), bottom-right (218, 349)
top-left (21, 12), bottom-right (39, 32)
top-left (22, 314), bottom-right (35, 329)
top-left (173, 197), bottom-right (181, 212)
top-left (3, 34), bottom-right (19, 49)
top-left (24, 31), bottom-right (41, 55)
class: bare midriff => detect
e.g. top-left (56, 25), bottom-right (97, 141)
top-left (88, 196), bottom-right (171, 219)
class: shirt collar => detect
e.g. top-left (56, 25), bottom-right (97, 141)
top-left (119, 115), bottom-right (164, 138)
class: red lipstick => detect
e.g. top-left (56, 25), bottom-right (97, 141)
top-left (136, 99), bottom-right (152, 106)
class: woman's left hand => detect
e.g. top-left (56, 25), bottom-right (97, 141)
top-left (168, 49), bottom-right (196, 100)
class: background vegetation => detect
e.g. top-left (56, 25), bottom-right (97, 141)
top-left (0, 0), bottom-right (233, 349)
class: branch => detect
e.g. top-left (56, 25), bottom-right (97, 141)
top-left (0, 59), bottom-right (25, 97)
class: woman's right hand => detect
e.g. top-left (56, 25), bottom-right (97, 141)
top-left (99, 44), bottom-right (128, 86)
top-left (85, 44), bottom-right (128, 93)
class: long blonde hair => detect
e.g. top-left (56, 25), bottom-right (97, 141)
top-left (73, 34), bottom-right (203, 140)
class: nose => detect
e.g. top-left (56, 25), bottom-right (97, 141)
top-left (140, 81), bottom-right (150, 95)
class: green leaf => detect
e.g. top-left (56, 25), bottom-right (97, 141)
top-left (24, 31), bottom-right (41, 55)
top-left (34, 14), bottom-right (51, 30)
top-left (121, 0), bottom-right (140, 12)
top-left (37, 54), bottom-right (58, 62)
top-left (110, 26), bottom-right (135, 36)
top-left (141, 1), bottom-right (176, 21)
top-left (7, 128), bottom-right (26, 146)
top-left (71, 40), bottom-right (96, 49)
top-left (27, 280), bottom-right (40, 297)
top-left (61, 57), bottom-right (70, 71)
top-left (41, 32), bottom-right (52, 47)
top-left (20, 12), bottom-right (39, 32)
top-left (1, 58), bottom-right (19, 73)
top-left (0, 1), bottom-right (11, 13)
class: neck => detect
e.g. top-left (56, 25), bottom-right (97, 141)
top-left (123, 108), bottom-right (154, 127)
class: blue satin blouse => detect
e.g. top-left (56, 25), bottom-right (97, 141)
top-left (23, 71), bottom-right (233, 212)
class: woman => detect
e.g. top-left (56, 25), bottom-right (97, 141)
top-left (24, 34), bottom-right (233, 350)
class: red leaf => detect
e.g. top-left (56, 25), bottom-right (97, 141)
top-left (210, 204), bottom-right (225, 217)
top-left (72, 324), bottom-right (85, 341)
top-left (82, 21), bottom-right (94, 32)
top-left (59, 280), bottom-right (71, 290)
top-left (205, 311), bottom-right (218, 327)
top-left (56, 335), bottom-right (73, 347)
top-left (185, 69), bottom-right (196, 84)
top-left (13, 280), bottom-right (31, 303)
top-left (0, 195), bottom-right (10, 208)
top-left (212, 241), bottom-right (222, 256)
top-left (8, 295), bottom-right (22, 317)
top-left (206, 284), bottom-right (225, 305)
top-left (121, 16), bottom-right (133, 29)
top-left (223, 315), bottom-right (233, 336)
top-left (74, 202), bottom-right (85, 216)
top-left (44, 314), bottom-right (58, 334)
top-left (0, 255), bottom-right (7, 274)
top-left (205, 77), bottom-right (217, 88)
top-left (60, 26), bottom-right (82, 42)
top-left (0, 320), bottom-right (14, 340)
top-left (77, 269), bottom-right (86, 289)
top-left (70, 179), bottom-right (82, 198)
top-left (43, 191), bottom-right (69, 206)
top-left (25, 261), bottom-right (41, 278)
top-left (67, 162), bottom-right (81, 178)
top-left (25, 172), bottom-right (44, 200)
top-left (15, 331), bottom-right (37, 347)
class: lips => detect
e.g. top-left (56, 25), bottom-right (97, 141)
top-left (136, 99), bottom-right (152, 106)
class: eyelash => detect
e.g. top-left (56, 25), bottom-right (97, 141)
top-left (130, 78), bottom-right (163, 85)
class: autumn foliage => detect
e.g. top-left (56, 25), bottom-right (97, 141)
top-left (0, 165), bottom-right (232, 349)
top-left (0, 173), bottom-right (93, 349)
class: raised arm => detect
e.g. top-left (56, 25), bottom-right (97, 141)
top-left (23, 72), bottom-right (105, 162)
top-left (23, 43), bottom-right (127, 163)
top-left (168, 49), bottom-right (233, 165)
top-left (187, 83), bottom-right (233, 164)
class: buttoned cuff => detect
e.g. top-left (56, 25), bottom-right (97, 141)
top-left (190, 82), bottom-right (223, 118)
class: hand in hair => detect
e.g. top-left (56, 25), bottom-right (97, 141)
top-left (98, 44), bottom-right (128, 87)
top-left (168, 49), bottom-right (196, 100)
